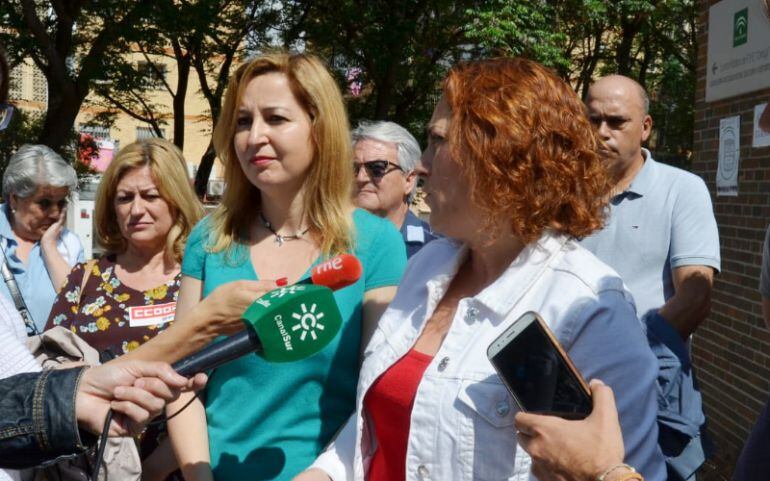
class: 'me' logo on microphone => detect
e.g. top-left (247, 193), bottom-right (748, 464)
top-left (315, 256), bottom-right (343, 274)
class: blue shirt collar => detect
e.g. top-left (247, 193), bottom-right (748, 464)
top-left (400, 209), bottom-right (422, 231)
top-left (619, 148), bottom-right (657, 199)
top-left (0, 204), bottom-right (17, 245)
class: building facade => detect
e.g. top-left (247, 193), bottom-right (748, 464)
top-left (9, 48), bottom-right (224, 186)
top-left (692, 0), bottom-right (770, 477)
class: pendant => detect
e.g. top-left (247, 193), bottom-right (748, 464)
top-left (275, 235), bottom-right (284, 246)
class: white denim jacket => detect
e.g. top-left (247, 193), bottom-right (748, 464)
top-left (311, 233), bottom-right (666, 481)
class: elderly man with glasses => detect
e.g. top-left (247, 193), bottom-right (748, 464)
top-left (352, 121), bottom-right (437, 258)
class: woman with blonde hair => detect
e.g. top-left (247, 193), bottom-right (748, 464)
top-left (166, 52), bottom-right (406, 481)
top-left (46, 138), bottom-right (210, 479)
top-left (46, 137), bottom-right (202, 355)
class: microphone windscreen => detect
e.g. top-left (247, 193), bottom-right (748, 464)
top-left (242, 284), bottom-right (343, 362)
top-left (309, 254), bottom-right (363, 291)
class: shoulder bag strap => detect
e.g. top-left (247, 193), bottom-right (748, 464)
top-left (0, 242), bottom-right (37, 335)
top-left (77, 259), bottom-right (98, 309)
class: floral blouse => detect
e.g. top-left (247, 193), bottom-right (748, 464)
top-left (45, 255), bottom-right (181, 357)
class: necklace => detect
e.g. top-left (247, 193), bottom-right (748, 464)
top-left (260, 213), bottom-right (309, 246)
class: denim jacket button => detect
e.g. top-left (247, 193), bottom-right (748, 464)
top-left (495, 400), bottom-right (510, 417)
top-left (417, 465), bottom-right (430, 478)
top-left (438, 357), bottom-right (449, 371)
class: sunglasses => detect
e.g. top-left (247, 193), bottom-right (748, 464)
top-left (353, 160), bottom-right (403, 180)
top-left (0, 104), bottom-right (14, 132)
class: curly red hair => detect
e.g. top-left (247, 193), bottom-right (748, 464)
top-left (443, 57), bottom-right (611, 244)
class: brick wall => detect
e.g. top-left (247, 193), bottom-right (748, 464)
top-left (692, 0), bottom-right (770, 476)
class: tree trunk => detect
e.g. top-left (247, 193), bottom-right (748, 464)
top-left (173, 50), bottom-right (191, 150)
top-left (579, 29), bottom-right (603, 100)
top-left (194, 142), bottom-right (217, 198)
top-left (37, 83), bottom-right (84, 153)
top-left (373, 60), bottom-right (398, 119)
top-left (637, 30), bottom-right (652, 90)
top-left (615, 20), bottom-right (638, 76)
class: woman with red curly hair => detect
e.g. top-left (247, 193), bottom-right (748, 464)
top-left (295, 58), bottom-right (665, 481)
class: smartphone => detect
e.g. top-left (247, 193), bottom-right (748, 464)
top-left (487, 311), bottom-right (592, 419)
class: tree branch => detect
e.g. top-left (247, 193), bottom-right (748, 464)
top-left (137, 43), bottom-right (175, 95)
top-left (75, 0), bottom-right (154, 98)
top-left (19, 0), bottom-right (69, 86)
top-left (99, 90), bottom-right (158, 126)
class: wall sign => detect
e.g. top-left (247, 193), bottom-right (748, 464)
top-left (717, 115), bottom-right (741, 196)
top-left (754, 103), bottom-right (770, 147)
top-left (706, 0), bottom-right (770, 102)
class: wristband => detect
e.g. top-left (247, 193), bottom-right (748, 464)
top-left (611, 472), bottom-right (644, 481)
top-left (597, 463), bottom-right (636, 481)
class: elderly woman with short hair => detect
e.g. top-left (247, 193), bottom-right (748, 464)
top-left (0, 144), bottom-right (83, 333)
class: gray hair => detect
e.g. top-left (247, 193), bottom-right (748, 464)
top-left (3, 144), bottom-right (77, 202)
top-left (352, 121), bottom-right (421, 201)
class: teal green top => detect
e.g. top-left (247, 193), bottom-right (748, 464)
top-left (181, 209), bottom-right (407, 481)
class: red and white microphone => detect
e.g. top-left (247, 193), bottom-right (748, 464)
top-left (296, 254), bottom-right (363, 290)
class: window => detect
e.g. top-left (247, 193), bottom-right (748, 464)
top-left (31, 67), bottom-right (47, 103)
top-left (137, 61), bottom-right (168, 89)
top-left (8, 67), bottom-right (22, 101)
top-left (79, 125), bottom-right (111, 140)
top-left (136, 126), bottom-right (165, 140)
top-left (187, 162), bottom-right (198, 178)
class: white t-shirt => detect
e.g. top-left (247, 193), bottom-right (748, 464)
top-left (0, 293), bottom-right (41, 481)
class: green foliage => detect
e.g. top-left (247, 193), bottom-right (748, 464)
top-left (0, 109), bottom-right (89, 189)
top-left (464, 1), bottom-right (570, 72)
top-left (0, 109), bottom-right (44, 175)
top-left (282, 0), bottom-right (478, 140)
top-left (464, 0), bottom-right (697, 165)
top-left (1, 0), bottom-right (697, 178)
top-left (0, 0), bottom-right (158, 151)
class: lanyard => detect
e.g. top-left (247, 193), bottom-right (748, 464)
top-left (0, 239), bottom-right (38, 335)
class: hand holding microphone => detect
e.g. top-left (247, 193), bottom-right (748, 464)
top-left (173, 254), bottom-right (362, 376)
top-left (195, 279), bottom-right (285, 337)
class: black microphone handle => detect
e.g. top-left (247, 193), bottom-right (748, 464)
top-left (172, 328), bottom-right (262, 377)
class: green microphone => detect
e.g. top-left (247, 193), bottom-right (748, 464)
top-left (173, 284), bottom-right (343, 375)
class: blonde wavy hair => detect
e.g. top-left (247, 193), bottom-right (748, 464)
top-left (209, 52), bottom-right (353, 258)
top-left (95, 138), bottom-right (204, 263)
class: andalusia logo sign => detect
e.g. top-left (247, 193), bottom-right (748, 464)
top-left (734, 7), bottom-right (748, 47)
top-left (291, 303), bottom-right (326, 341)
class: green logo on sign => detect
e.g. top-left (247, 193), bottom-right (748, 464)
top-left (734, 8), bottom-right (748, 47)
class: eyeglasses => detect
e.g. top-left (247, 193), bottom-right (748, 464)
top-left (353, 160), bottom-right (403, 180)
top-left (0, 104), bottom-right (14, 132)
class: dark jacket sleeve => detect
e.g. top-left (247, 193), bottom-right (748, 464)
top-left (0, 367), bottom-right (95, 468)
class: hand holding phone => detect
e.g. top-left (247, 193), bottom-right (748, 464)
top-left (487, 311), bottom-right (592, 419)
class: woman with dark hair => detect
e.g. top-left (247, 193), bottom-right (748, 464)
top-left (295, 57), bottom-right (665, 481)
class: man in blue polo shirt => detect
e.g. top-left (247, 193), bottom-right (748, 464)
top-left (580, 75), bottom-right (721, 481)
top-left (352, 121), bottom-right (437, 258)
